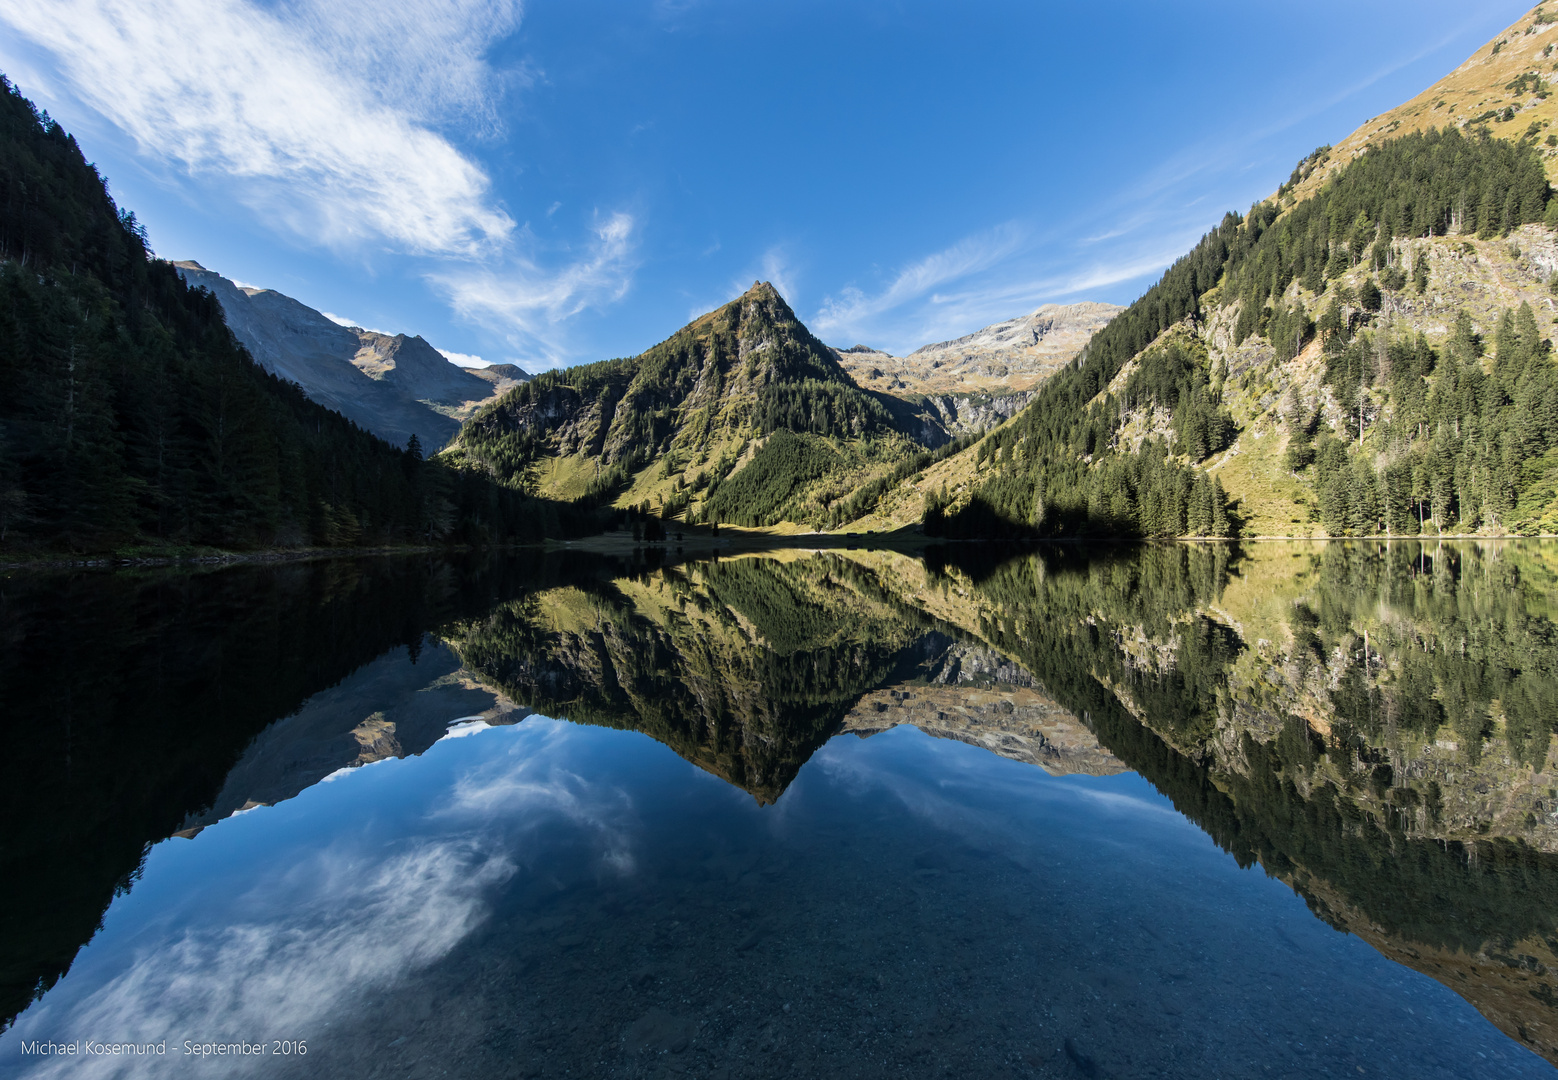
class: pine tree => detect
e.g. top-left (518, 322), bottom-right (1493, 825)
top-left (1210, 477), bottom-right (1230, 537)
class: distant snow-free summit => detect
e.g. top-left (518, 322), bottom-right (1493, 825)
top-left (833, 301), bottom-right (1123, 396)
top-left (174, 262), bottom-right (526, 450)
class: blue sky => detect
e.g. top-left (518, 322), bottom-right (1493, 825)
top-left (0, 1), bottom-right (1534, 371)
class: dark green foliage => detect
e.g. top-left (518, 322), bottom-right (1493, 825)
top-left (0, 76), bottom-right (557, 550)
top-left (962, 541), bottom-right (1558, 959)
top-left (1285, 404), bottom-right (1318, 472)
top-left (455, 281), bottom-right (903, 506)
top-left (1276, 145), bottom-right (1332, 197)
top-left (1357, 277), bottom-right (1382, 311)
top-left (755, 377), bottom-right (893, 438)
top-left (1269, 299), bottom-right (1314, 364)
top-left (929, 128), bottom-right (1549, 540)
top-left (823, 431), bottom-right (978, 530)
top-left (702, 430), bottom-right (840, 527)
top-left (1312, 303), bottom-right (1558, 536)
top-left (921, 483), bottom-right (952, 536)
top-left (940, 330), bottom-right (1235, 537)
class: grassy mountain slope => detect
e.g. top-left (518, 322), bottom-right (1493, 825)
top-left (445, 281), bottom-right (958, 530)
top-left (1289, 2), bottom-right (1558, 193)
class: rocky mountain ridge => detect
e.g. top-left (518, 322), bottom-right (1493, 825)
top-left (175, 262), bottom-right (522, 450)
top-left (834, 301), bottom-right (1122, 396)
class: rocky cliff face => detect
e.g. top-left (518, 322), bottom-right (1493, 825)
top-left (839, 641), bottom-right (1124, 778)
top-left (834, 301), bottom-right (1122, 396)
top-left (175, 262), bottom-right (518, 449)
top-left (351, 329), bottom-right (524, 411)
top-left (912, 390), bottom-right (1037, 438)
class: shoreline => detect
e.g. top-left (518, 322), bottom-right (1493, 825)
top-left (5, 531), bottom-right (1551, 573)
top-left (0, 542), bottom-right (533, 573)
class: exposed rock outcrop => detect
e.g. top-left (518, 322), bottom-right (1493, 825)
top-left (175, 262), bottom-right (522, 449)
top-left (834, 301), bottom-right (1122, 396)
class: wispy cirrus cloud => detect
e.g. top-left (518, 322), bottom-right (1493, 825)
top-left (752, 247), bottom-right (800, 308)
top-left (813, 222), bottom-right (1025, 340)
top-left (432, 212), bottom-right (639, 369)
top-left (0, 0), bottom-right (645, 361)
top-left (810, 218), bottom-right (1191, 354)
top-left (0, 0), bottom-right (520, 257)
top-left (681, 245), bottom-right (802, 325)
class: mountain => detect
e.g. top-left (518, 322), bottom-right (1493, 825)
top-left (443, 551), bottom-right (1126, 803)
top-left (862, 2), bottom-right (1558, 541)
top-left (445, 281), bottom-right (975, 530)
top-left (834, 301), bottom-right (1122, 396)
top-left (174, 262), bottom-right (522, 451)
top-left (0, 75), bottom-right (565, 552)
top-left (1287, 3), bottom-right (1558, 194)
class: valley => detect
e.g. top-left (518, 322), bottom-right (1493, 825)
top-left (10, 6), bottom-right (1558, 1080)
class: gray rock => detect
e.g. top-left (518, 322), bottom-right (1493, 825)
top-left (174, 262), bottom-right (524, 450)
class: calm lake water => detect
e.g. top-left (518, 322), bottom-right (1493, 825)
top-left (3, 542), bottom-right (1558, 1078)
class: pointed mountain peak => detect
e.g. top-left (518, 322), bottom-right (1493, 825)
top-left (742, 279), bottom-right (785, 303)
top-left (735, 279), bottom-right (801, 323)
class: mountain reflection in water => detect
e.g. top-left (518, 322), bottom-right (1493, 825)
top-left (2, 541), bottom-right (1558, 1077)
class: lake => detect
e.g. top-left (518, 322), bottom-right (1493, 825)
top-left (3, 541), bottom-right (1557, 1078)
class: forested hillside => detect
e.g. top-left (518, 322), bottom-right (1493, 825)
top-left (896, 125), bottom-right (1558, 539)
top-left (0, 76), bottom-right (572, 552)
top-left (445, 282), bottom-right (950, 529)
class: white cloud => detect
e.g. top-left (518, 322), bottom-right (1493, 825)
top-left (0, 0), bottom-right (518, 257)
top-left (815, 223), bottom-right (1025, 334)
top-left (1, 721), bottom-right (640, 1079)
top-left (10, 840), bottom-right (514, 1080)
top-left (323, 311), bottom-right (394, 334)
top-left (753, 247), bottom-right (799, 307)
top-left (437, 348), bottom-right (490, 369)
top-left (432, 212), bottom-right (638, 368)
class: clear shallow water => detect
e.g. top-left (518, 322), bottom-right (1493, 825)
top-left (4, 543), bottom-right (1558, 1077)
top-left (2, 712), bottom-right (1549, 1079)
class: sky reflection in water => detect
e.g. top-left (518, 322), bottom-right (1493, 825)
top-left (4, 705), bottom-right (1550, 1079)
